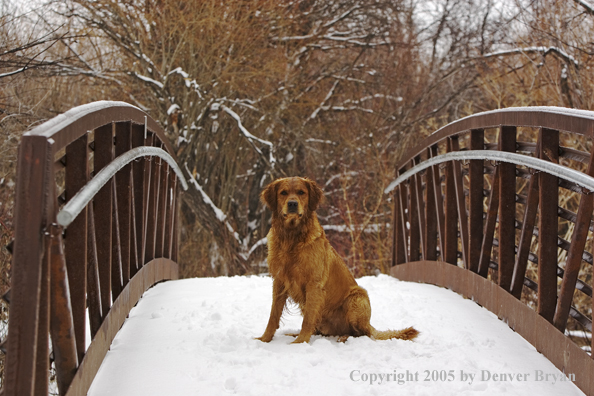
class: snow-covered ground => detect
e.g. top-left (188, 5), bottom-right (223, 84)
top-left (88, 275), bottom-right (585, 396)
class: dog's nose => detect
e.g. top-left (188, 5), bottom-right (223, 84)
top-left (287, 200), bottom-right (298, 213)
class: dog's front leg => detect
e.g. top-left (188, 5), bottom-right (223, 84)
top-left (256, 279), bottom-right (287, 342)
top-left (292, 284), bottom-right (325, 344)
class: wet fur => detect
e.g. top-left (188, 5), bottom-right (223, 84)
top-left (256, 177), bottom-right (419, 344)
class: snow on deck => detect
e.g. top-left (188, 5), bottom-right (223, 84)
top-left (88, 275), bottom-right (585, 396)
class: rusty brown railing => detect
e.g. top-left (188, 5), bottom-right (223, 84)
top-left (388, 106), bottom-right (594, 395)
top-left (3, 101), bottom-right (187, 396)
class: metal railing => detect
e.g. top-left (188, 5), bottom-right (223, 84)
top-left (3, 101), bottom-right (187, 396)
top-left (388, 106), bottom-right (594, 395)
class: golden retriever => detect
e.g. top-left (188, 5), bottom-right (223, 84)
top-left (256, 176), bottom-right (419, 344)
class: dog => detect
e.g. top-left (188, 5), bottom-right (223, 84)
top-left (256, 176), bottom-right (419, 344)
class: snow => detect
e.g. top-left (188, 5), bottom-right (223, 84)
top-left (167, 103), bottom-right (180, 115)
top-left (310, 80), bottom-right (339, 120)
top-left (133, 72), bottom-right (164, 89)
top-left (0, 66), bottom-right (27, 78)
top-left (168, 67), bottom-right (189, 79)
top-left (322, 223), bottom-right (388, 233)
top-left (88, 275), bottom-right (584, 396)
top-left (24, 100), bottom-right (141, 138)
top-left (482, 47), bottom-right (579, 67)
top-left (305, 138), bottom-right (335, 145)
top-left (578, 0), bottom-right (594, 13)
top-left (220, 105), bottom-right (276, 166)
top-left (451, 106), bottom-right (594, 124)
top-left (185, 163), bottom-right (228, 224)
top-left (184, 164), bottom-right (243, 246)
top-left (247, 237), bottom-right (267, 258)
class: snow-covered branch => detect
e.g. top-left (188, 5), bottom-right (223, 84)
top-left (273, 33), bottom-right (384, 48)
top-left (218, 104), bottom-right (276, 168)
top-left (184, 163), bottom-right (242, 246)
top-left (167, 67), bottom-right (204, 99)
top-left (574, 0), bottom-right (594, 15)
top-left (247, 237), bottom-right (267, 258)
top-left (322, 223), bottom-right (389, 234)
top-left (482, 46), bottom-right (579, 68)
top-left (322, 5), bottom-right (361, 29)
top-left (309, 80), bottom-right (339, 120)
top-left (0, 67), bottom-right (27, 79)
top-left (133, 72), bottom-right (164, 88)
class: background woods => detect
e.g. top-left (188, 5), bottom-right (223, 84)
top-left (1, 0), bottom-right (594, 277)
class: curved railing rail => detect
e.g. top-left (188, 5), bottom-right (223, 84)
top-left (3, 101), bottom-right (187, 396)
top-left (388, 106), bottom-right (594, 395)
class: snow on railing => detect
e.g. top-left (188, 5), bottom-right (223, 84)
top-left (385, 150), bottom-right (594, 194)
top-left (58, 147), bottom-right (188, 227)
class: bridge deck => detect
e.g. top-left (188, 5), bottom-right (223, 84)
top-left (87, 275), bottom-right (584, 396)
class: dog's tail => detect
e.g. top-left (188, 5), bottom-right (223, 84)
top-left (371, 326), bottom-right (419, 341)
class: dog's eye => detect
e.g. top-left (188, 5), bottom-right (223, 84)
top-left (297, 190), bottom-right (305, 195)
top-left (280, 191), bottom-right (288, 196)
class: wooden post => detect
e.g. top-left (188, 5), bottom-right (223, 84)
top-left (538, 128), bottom-right (559, 323)
top-left (498, 126), bottom-right (516, 290)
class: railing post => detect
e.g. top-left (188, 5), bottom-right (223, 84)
top-left (5, 135), bottom-right (53, 396)
top-left (35, 238), bottom-right (50, 396)
top-left (413, 156), bottom-right (426, 260)
top-left (392, 184), bottom-right (405, 266)
top-left (94, 123), bottom-right (114, 317)
top-left (468, 129), bottom-right (484, 272)
top-left (538, 127), bottom-right (559, 322)
top-left (478, 166), bottom-right (499, 277)
top-left (87, 203), bottom-right (102, 339)
top-left (450, 136), bottom-right (469, 269)
top-left (498, 126), bottom-right (516, 290)
top-left (511, 141), bottom-right (541, 298)
top-left (65, 133), bottom-right (89, 363)
top-left (142, 133), bottom-right (155, 264)
top-left (111, 178), bottom-right (124, 299)
top-left (156, 144), bottom-right (169, 258)
top-left (424, 149), bottom-right (438, 261)
top-left (115, 122), bottom-right (132, 289)
top-left (49, 224), bottom-right (78, 396)
top-left (429, 145), bottom-right (446, 258)
top-left (444, 138), bottom-right (458, 265)
top-left (172, 183), bottom-right (181, 263)
top-left (131, 123), bottom-right (145, 274)
top-left (554, 149), bottom-right (594, 331)
top-left (408, 161), bottom-right (420, 262)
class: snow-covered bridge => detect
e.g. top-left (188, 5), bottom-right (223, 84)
top-left (3, 103), bottom-right (594, 395)
top-left (87, 275), bottom-right (584, 396)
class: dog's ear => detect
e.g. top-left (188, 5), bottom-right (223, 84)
top-left (261, 179), bottom-right (279, 212)
top-left (306, 178), bottom-right (324, 212)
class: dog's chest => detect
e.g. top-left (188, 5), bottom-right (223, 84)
top-left (268, 244), bottom-right (308, 304)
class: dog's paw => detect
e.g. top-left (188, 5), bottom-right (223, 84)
top-left (290, 335), bottom-right (310, 344)
top-left (337, 335), bottom-right (349, 343)
top-left (255, 334), bottom-right (273, 343)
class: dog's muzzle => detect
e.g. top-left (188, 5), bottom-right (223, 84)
top-left (287, 200), bottom-right (299, 213)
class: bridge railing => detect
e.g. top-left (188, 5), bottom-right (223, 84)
top-left (387, 107), bottom-right (594, 395)
top-left (3, 101), bottom-right (187, 396)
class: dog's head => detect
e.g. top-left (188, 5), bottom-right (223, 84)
top-left (261, 177), bottom-right (323, 228)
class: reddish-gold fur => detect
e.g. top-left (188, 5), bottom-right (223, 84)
top-left (257, 177), bottom-right (419, 344)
